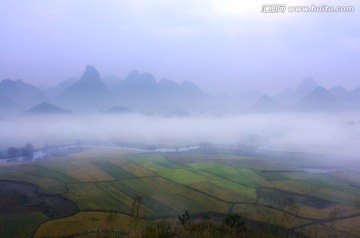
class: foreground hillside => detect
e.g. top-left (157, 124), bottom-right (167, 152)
top-left (0, 147), bottom-right (359, 237)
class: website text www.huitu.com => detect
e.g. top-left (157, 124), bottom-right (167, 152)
top-left (261, 4), bottom-right (355, 13)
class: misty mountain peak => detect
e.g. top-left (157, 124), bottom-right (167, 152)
top-left (80, 65), bottom-right (101, 83)
top-left (296, 77), bottom-right (318, 96)
top-left (59, 65), bottom-right (110, 108)
top-left (293, 86), bottom-right (340, 112)
top-left (121, 70), bottom-right (157, 88)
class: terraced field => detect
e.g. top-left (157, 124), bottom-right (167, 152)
top-left (0, 147), bottom-right (359, 237)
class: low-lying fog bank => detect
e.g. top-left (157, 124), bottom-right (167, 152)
top-left (0, 112), bottom-right (359, 159)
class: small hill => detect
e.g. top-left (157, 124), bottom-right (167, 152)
top-left (293, 86), bottom-right (341, 112)
top-left (25, 102), bottom-right (71, 114)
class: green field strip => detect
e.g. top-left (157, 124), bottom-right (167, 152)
top-left (34, 157), bottom-right (77, 171)
top-left (0, 169), bottom-right (67, 194)
top-left (114, 160), bottom-right (156, 177)
top-left (232, 203), bottom-right (312, 229)
top-left (188, 162), bottom-right (263, 187)
top-left (96, 182), bottom-right (135, 209)
top-left (131, 177), bottom-right (231, 214)
top-left (65, 183), bottom-right (128, 211)
top-left (256, 187), bottom-right (337, 211)
top-left (258, 179), bottom-right (320, 195)
top-left (211, 179), bottom-right (257, 200)
top-left (0, 212), bottom-right (48, 238)
top-left (14, 164), bottom-right (78, 184)
top-left (128, 153), bottom-right (183, 172)
top-left (104, 180), bottom-right (179, 217)
top-left (128, 155), bottom-right (243, 212)
top-left (218, 158), bottom-right (276, 169)
top-left (258, 171), bottom-right (289, 181)
top-left (282, 173), bottom-right (357, 193)
top-left (163, 155), bottom-right (262, 191)
top-left (157, 168), bottom-right (218, 184)
top-left (188, 179), bottom-right (256, 203)
top-left (309, 188), bottom-right (360, 206)
top-left (92, 161), bottom-right (135, 180)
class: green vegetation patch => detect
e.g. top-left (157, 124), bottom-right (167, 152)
top-left (117, 177), bottom-right (229, 215)
top-left (14, 164), bottom-right (78, 183)
top-left (257, 188), bottom-right (335, 209)
top-left (65, 183), bottom-right (128, 211)
top-left (103, 180), bottom-right (178, 217)
top-left (189, 179), bottom-right (256, 203)
top-left (258, 171), bottom-right (289, 181)
top-left (92, 161), bottom-right (135, 180)
top-left (189, 162), bottom-right (263, 186)
top-left (0, 169), bottom-right (67, 194)
top-left (310, 188), bottom-right (360, 206)
top-left (282, 173), bottom-right (352, 192)
top-left (0, 212), bottom-right (47, 238)
top-left (157, 168), bottom-right (217, 184)
top-left (129, 153), bottom-right (183, 172)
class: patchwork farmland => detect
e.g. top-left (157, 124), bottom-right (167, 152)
top-left (0, 147), bottom-right (359, 237)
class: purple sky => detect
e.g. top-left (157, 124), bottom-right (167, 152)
top-left (0, 0), bottom-right (359, 95)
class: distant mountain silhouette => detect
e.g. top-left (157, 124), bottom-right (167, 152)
top-left (276, 77), bottom-right (318, 106)
top-left (115, 70), bottom-right (157, 95)
top-left (249, 94), bottom-right (285, 113)
top-left (179, 80), bottom-right (202, 95)
top-left (59, 65), bottom-right (111, 109)
top-left (0, 79), bottom-right (42, 105)
top-left (102, 106), bottom-right (132, 114)
top-left (342, 88), bottom-right (360, 110)
top-left (28, 93), bottom-right (51, 106)
top-left (161, 108), bottom-right (190, 117)
top-left (25, 102), bottom-right (71, 114)
top-left (46, 77), bottom-right (77, 97)
top-left (0, 95), bottom-right (17, 110)
top-left (293, 86), bottom-right (341, 112)
top-left (296, 77), bottom-right (318, 97)
top-left (158, 78), bottom-right (179, 95)
top-left (111, 70), bottom-right (205, 111)
top-left (103, 75), bottom-right (122, 88)
top-left (329, 86), bottom-right (348, 99)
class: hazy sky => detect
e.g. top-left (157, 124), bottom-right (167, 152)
top-left (0, 0), bottom-right (359, 95)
